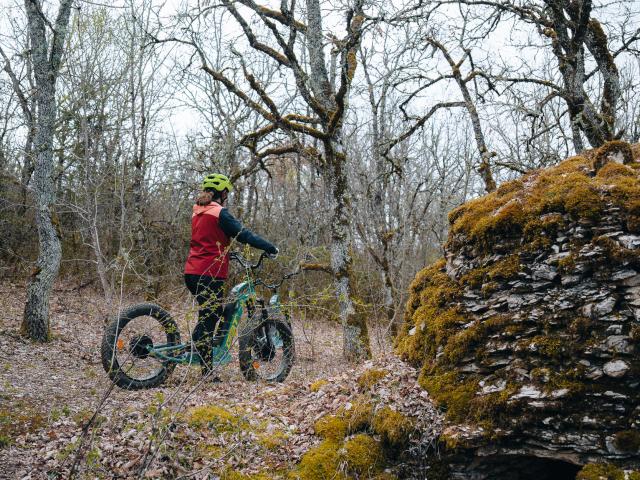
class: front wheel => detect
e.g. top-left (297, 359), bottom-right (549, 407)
top-left (101, 303), bottom-right (181, 390)
top-left (238, 313), bottom-right (294, 382)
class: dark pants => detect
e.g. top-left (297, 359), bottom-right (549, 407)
top-left (184, 274), bottom-right (225, 372)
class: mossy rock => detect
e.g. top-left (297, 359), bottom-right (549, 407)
top-left (372, 407), bottom-right (413, 449)
top-left (343, 434), bottom-right (383, 476)
top-left (397, 142), bottom-right (640, 469)
top-left (445, 143), bottom-right (640, 253)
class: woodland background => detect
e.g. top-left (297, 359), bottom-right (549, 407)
top-left (1, 0), bottom-right (640, 354)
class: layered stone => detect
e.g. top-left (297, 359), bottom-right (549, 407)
top-left (397, 141), bottom-right (640, 477)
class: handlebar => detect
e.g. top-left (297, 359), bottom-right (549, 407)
top-left (229, 251), bottom-right (268, 270)
top-left (229, 251), bottom-right (301, 290)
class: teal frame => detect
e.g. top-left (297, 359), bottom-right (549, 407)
top-left (147, 278), bottom-right (259, 365)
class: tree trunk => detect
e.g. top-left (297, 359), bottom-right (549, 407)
top-left (326, 139), bottom-right (371, 361)
top-left (21, 0), bottom-right (73, 341)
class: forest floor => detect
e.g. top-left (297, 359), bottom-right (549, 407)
top-left (0, 280), bottom-right (441, 479)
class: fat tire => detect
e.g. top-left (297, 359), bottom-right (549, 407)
top-left (101, 303), bottom-right (180, 390)
top-left (238, 312), bottom-right (295, 383)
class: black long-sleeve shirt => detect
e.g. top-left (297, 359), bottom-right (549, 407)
top-left (218, 208), bottom-right (277, 254)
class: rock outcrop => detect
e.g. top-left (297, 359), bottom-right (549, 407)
top-left (396, 141), bottom-right (640, 479)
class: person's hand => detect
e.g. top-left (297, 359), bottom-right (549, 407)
top-left (266, 246), bottom-right (279, 259)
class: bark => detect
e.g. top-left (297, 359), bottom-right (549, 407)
top-left (543, 0), bottom-right (618, 148)
top-left (325, 139), bottom-right (371, 361)
top-left (22, 0), bottom-right (73, 341)
top-left (307, 0), bottom-right (369, 360)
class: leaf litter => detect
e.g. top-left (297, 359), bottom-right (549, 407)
top-left (0, 281), bottom-right (442, 479)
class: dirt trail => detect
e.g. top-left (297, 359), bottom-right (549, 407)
top-left (0, 281), bottom-right (434, 479)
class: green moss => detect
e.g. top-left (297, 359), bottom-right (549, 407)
top-left (442, 325), bottom-right (484, 364)
top-left (357, 368), bottom-right (388, 390)
top-left (557, 253), bottom-right (577, 274)
top-left (488, 255), bottom-right (521, 281)
top-left (420, 371), bottom-right (477, 423)
top-left (397, 265), bottom-right (466, 365)
top-left (337, 396), bottom-right (373, 434)
top-left (372, 407), bottom-right (413, 449)
top-left (522, 213), bottom-right (564, 251)
top-left (220, 469), bottom-right (274, 480)
top-left (292, 440), bottom-right (346, 480)
top-left (309, 379), bottom-right (328, 392)
top-left (594, 140), bottom-right (634, 169)
top-left (185, 405), bottom-right (244, 432)
top-left (343, 434), bottom-right (383, 476)
top-left (459, 255), bottom-right (521, 290)
top-left (593, 236), bottom-right (639, 266)
top-left (314, 415), bottom-right (348, 441)
top-left (257, 428), bottom-right (288, 450)
top-left (471, 386), bottom-right (518, 432)
top-left (529, 335), bottom-right (566, 359)
top-left (544, 369), bottom-right (586, 396)
top-left (442, 316), bottom-right (510, 365)
top-left (596, 161), bottom-right (636, 180)
top-left (576, 463), bottom-right (624, 480)
top-left (612, 429), bottom-right (640, 452)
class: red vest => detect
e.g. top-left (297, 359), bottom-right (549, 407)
top-left (184, 202), bottom-right (231, 278)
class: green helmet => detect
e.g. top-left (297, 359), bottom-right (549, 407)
top-left (201, 173), bottom-right (233, 192)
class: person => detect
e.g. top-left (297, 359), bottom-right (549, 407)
top-left (184, 173), bottom-right (278, 380)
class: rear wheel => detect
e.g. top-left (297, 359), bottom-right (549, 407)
top-left (239, 311), bottom-right (294, 382)
top-left (101, 303), bottom-right (181, 390)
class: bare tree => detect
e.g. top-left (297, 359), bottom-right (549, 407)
top-left (423, 36), bottom-right (496, 192)
top-left (166, 0), bottom-right (372, 359)
top-left (437, 0), bottom-right (639, 152)
top-left (21, 0), bottom-right (73, 341)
